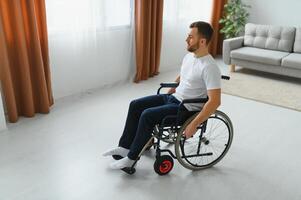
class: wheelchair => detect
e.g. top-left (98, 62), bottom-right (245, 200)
top-left (121, 75), bottom-right (233, 175)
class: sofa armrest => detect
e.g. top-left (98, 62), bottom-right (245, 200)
top-left (223, 36), bottom-right (244, 65)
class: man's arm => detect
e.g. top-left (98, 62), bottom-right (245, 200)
top-left (184, 88), bottom-right (221, 138)
top-left (167, 75), bottom-right (180, 94)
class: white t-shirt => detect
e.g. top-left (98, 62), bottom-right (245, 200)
top-left (172, 53), bottom-right (221, 111)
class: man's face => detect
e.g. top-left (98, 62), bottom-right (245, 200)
top-left (186, 27), bottom-right (207, 52)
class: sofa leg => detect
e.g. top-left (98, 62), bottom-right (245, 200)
top-left (230, 64), bottom-right (236, 72)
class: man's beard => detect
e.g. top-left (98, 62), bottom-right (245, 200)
top-left (187, 43), bottom-right (199, 52)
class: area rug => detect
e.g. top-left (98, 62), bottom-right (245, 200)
top-left (221, 68), bottom-right (301, 112)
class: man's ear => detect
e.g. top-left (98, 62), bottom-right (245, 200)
top-left (201, 38), bottom-right (207, 45)
top-left (200, 38), bottom-right (206, 46)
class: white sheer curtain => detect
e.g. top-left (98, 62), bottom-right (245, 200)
top-left (0, 89), bottom-right (6, 130)
top-left (160, 0), bottom-right (213, 71)
top-left (45, 0), bottom-right (134, 98)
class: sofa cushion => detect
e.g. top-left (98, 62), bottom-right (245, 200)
top-left (244, 23), bottom-right (296, 52)
top-left (231, 47), bottom-right (290, 65)
top-left (281, 53), bottom-right (301, 70)
top-left (294, 28), bottom-right (301, 53)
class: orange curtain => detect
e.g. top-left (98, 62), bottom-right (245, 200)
top-left (0, 0), bottom-right (53, 123)
top-left (134, 0), bottom-right (164, 83)
top-left (209, 0), bottom-right (228, 57)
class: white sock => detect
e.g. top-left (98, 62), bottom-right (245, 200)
top-left (102, 147), bottom-right (129, 157)
top-left (109, 156), bottom-right (135, 169)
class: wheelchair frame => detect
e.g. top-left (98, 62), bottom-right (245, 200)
top-left (121, 75), bottom-right (233, 175)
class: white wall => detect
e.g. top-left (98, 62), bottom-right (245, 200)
top-left (243, 0), bottom-right (301, 26)
top-left (0, 90), bottom-right (7, 132)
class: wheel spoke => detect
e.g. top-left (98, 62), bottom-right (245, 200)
top-left (176, 113), bottom-right (232, 169)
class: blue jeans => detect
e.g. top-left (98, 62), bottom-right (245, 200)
top-left (118, 94), bottom-right (191, 160)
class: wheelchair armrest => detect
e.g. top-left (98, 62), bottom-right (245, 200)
top-left (182, 97), bottom-right (208, 104)
top-left (178, 97), bottom-right (208, 114)
top-left (221, 75), bottom-right (230, 80)
top-left (157, 76), bottom-right (229, 94)
top-left (178, 76), bottom-right (227, 104)
top-left (160, 82), bottom-right (179, 88)
top-left (157, 82), bottom-right (179, 94)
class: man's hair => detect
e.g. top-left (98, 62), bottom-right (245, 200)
top-left (190, 21), bottom-right (214, 45)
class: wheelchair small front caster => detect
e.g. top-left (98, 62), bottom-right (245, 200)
top-left (154, 155), bottom-right (174, 175)
top-left (122, 167), bottom-right (136, 175)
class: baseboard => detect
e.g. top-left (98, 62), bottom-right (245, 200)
top-left (0, 93), bottom-right (7, 132)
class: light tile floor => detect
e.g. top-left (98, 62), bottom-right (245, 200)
top-left (0, 60), bottom-right (300, 200)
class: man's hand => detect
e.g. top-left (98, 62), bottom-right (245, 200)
top-left (183, 121), bottom-right (198, 138)
top-left (183, 89), bottom-right (221, 138)
top-left (167, 88), bottom-right (176, 94)
top-left (167, 75), bottom-right (180, 94)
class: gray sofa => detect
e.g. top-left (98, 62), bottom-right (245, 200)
top-left (223, 23), bottom-right (301, 78)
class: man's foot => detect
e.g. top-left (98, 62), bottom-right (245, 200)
top-left (102, 147), bottom-right (129, 158)
top-left (109, 156), bottom-right (136, 169)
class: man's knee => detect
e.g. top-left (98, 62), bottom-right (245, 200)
top-left (140, 109), bottom-right (158, 125)
top-left (129, 99), bottom-right (137, 109)
top-left (129, 95), bottom-right (146, 107)
top-left (129, 96), bottom-right (152, 110)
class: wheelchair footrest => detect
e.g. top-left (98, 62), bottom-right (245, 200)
top-left (121, 167), bottom-right (136, 175)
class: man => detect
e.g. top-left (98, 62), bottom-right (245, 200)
top-left (103, 21), bottom-right (221, 170)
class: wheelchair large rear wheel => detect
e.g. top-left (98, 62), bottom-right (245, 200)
top-left (175, 110), bottom-right (233, 170)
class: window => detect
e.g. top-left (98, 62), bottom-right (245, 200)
top-left (163, 0), bottom-right (213, 22)
top-left (104, 0), bottom-right (132, 27)
top-left (163, 0), bottom-right (177, 21)
top-left (45, 0), bottom-right (132, 34)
